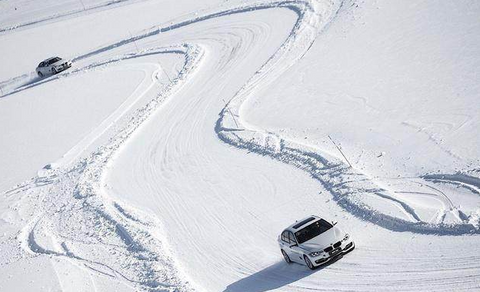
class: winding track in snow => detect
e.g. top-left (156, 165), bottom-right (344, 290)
top-left (10, 45), bottom-right (202, 291)
top-left (3, 0), bottom-right (478, 234)
top-left (3, 1), bottom-right (341, 290)
top-left (3, 0), bottom-right (480, 290)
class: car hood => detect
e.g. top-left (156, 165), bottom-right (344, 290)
top-left (300, 226), bottom-right (345, 252)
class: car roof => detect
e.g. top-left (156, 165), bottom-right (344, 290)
top-left (285, 215), bottom-right (322, 232)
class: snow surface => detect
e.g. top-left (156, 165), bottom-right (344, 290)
top-left (1, 0), bottom-right (479, 291)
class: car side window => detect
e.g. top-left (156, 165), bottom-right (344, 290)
top-left (281, 231), bottom-right (290, 243)
top-left (39, 62), bottom-right (44, 67)
top-left (288, 232), bottom-right (297, 244)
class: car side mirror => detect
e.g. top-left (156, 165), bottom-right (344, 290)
top-left (290, 243), bottom-right (298, 248)
top-left (332, 221), bottom-right (337, 226)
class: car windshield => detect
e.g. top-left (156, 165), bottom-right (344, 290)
top-left (295, 219), bottom-right (333, 244)
top-left (49, 57), bottom-right (61, 64)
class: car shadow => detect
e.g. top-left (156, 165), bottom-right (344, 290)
top-left (223, 256), bottom-right (342, 292)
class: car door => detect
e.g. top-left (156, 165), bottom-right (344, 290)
top-left (38, 62), bottom-right (45, 74)
top-left (280, 231), bottom-right (298, 262)
top-left (41, 62), bottom-right (50, 75)
top-left (287, 231), bottom-right (304, 263)
top-left (279, 231), bottom-right (292, 254)
top-left (47, 59), bottom-right (56, 73)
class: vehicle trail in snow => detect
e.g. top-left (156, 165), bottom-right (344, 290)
top-left (7, 45), bottom-right (203, 291)
top-left (3, 0), bottom-right (479, 291)
top-left (2, 1), bottom-right (343, 290)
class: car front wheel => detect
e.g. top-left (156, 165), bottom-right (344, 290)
top-left (304, 255), bottom-right (315, 270)
top-left (281, 250), bottom-right (292, 264)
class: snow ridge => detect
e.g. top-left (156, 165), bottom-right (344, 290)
top-left (8, 44), bottom-right (203, 291)
top-left (215, 0), bottom-right (480, 235)
top-left (4, 0), bottom-right (478, 290)
top-left (3, 0), bottom-right (341, 290)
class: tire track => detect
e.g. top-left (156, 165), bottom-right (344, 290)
top-left (3, 1), bottom-right (339, 290)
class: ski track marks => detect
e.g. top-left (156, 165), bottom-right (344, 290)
top-left (2, 0), bottom-right (480, 291)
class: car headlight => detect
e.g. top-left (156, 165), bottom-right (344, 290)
top-left (309, 251), bottom-right (323, 257)
top-left (343, 233), bottom-right (350, 241)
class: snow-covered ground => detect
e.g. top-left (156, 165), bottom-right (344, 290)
top-left (1, 0), bottom-right (479, 291)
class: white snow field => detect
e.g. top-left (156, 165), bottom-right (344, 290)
top-left (1, 0), bottom-right (479, 291)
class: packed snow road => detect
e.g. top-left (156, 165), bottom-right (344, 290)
top-left (0, 0), bottom-right (479, 291)
top-left (105, 1), bottom-right (480, 291)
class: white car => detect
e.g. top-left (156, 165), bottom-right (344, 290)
top-left (278, 215), bottom-right (355, 269)
top-left (36, 57), bottom-right (72, 77)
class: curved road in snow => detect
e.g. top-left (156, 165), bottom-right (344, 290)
top-left (2, 0), bottom-right (479, 291)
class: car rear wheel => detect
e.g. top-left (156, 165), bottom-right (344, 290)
top-left (304, 255), bottom-right (315, 270)
top-left (281, 250), bottom-right (292, 264)
top-left (37, 71), bottom-right (43, 77)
